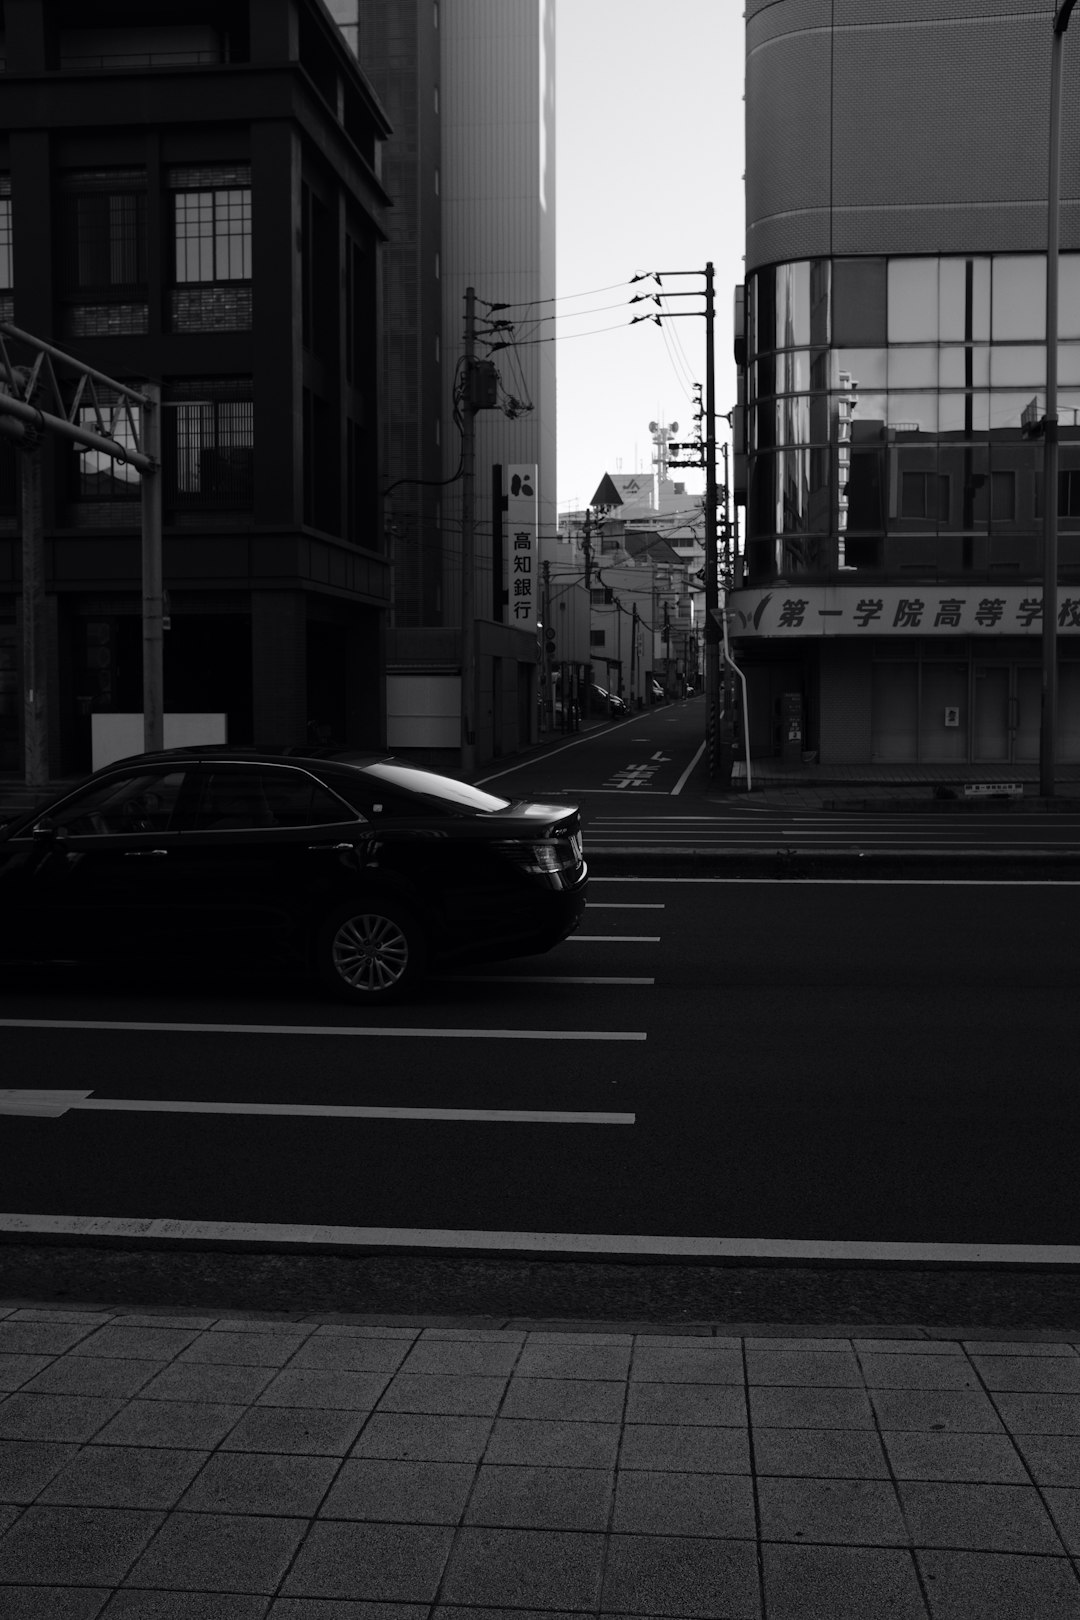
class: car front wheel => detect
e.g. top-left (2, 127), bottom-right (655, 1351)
top-left (316, 899), bottom-right (427, 1003)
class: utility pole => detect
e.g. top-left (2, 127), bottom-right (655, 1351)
top-left (460, 287), bottom-right (477, 776)
top-left (1040, 0), bottom-right (1077, 796)
top-left (20, 446), bottom-right (45, 789)
top-left (704, 262), bottom-right (720, 772)
top-left (140, 382), bottom-right (164, 754)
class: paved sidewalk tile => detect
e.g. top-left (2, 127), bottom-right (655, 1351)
top-left (602, 1532), bottom-right (760, 1618)
top-left (630, 1344), bottom-right (744, 1384)
top-left (869, 1388), bottom-right (1005, 1433)
top-left (762, 1543), bottom-right (928, 1620)
top-left (993, 1392), bottom-right (1080, 1433)
top-left (122, 1510), bottom-right (307, 1594)
top-left (399, 1339), bottom-right (521, 1376)
top-left (464, 1462), bottom-right (613, 1531)
top-left (219, 1404), bottom-right (366, 1456)
top-left (0, 1394), bottom-right (125, 1443)
top-left (0, 1588), bottom-right (111, 1619)
top-left (746, 1348), bottom-right (862, 1388)
top-left (513, 1342), bottom-right (631, 1380)
top-left (858, 1353), bottom-right (978, 1390)
top-left (92, 1399), bottom-right (246, 1451)
top-left (0, 1354), bottom-right (55, 1390)
top-left (1045, 1488), bottom-right (1080, 1555)
top-left (255, 1368), bottom-right (391, 1409)
top-left (1015, 1434), bottom-right (1080, 1485)
top-left (484, 1417), bottom-right (620, 1469)
top-left (178, 1329), bottom-right (312, 1366)
top-left (375, 1373), bottom-right (509, 1417)
top-left (625, 1380), bottom-right (745, 1426)
top-left (38, 1445), bottom-right (208, 1509)
top-left (280, 1520), bottom-right (454, 1602)
top-left (351, 1412), bottom-right (494, 1463)
top-left (915, 1548), bottom-right (1080, 1618)
top-left (753, 1426), bottom-right (889, 1479)
top-left (610, 1469), bottom-right (756, 1538)
top-left (136, 1362), bottom-right (277, 1405)
top-left (972, 1356), bottom-right (1080, 1393)
top-left (0, 1320), bottom-right (99, 1356)
top-left (749, 1386), bottom-right (874, 1429)
top-left (20, 1357), bottom-right (161, 1400)
top-left (281, 1335), bottom-right (412, 1372)
top-left (319, 1457), bottom-right (475, 1524)
top-left (176, 1451), bottom-right (339, 1516)
top-left (69, 1326), bottom-right (203, 1360)
top-left (439, 1526), bottom-right (605, 1610)
top-left (618, 1421), bottom-right (750, 1474)
top-left (502, 1375), bottom-right (625, 1422)
top-left (898, 1480), bottom-right (1067, 1554)
top-left (0, 1503), bottom-right (164, 1585)
top-left (758, 1476), bottom-right (909, 1547)
top-left (882, 1430), bottom-right (1030, 1483)
top-left (0, 1439), bottom-right (80, 1502)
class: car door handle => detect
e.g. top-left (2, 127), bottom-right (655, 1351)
top-left (124, 850), bottom-right (168, 858)
top-left (307, 843), bottom-right (356, 852)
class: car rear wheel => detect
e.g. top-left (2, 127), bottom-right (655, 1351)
top-left (316, 898), bottom-right (427, 1003)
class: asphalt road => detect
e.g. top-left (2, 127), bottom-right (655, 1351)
top-left (480, 700), bottom-right (1080, 863)
top-left (4, 873), bottom-right (1080, 1326)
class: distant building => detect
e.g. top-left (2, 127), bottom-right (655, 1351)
top-left (0, 0), bottom-right (390, 779)
top-left (359, 0), bottom-right (556, 767)
top-left (731, 0), bottom-right (1080, 767)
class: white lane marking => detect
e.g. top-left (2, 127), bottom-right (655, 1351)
top-left (588, 875), bottom-right (1080, 886)
top-left (671, 740), bottom-right (706, 797)
top-left (0, 1092), bottom-right (633, 1125)
top-left (475, 711), bottom-right (642, 782)
top-left (0, 1019), bottom-right (646, 1041)
top-left (566, 935), bottom-right (661, 943)
top-left (5, 1214), bottom-right (1079, 1265)
top-left (435, 975), bottom-right (655, 985)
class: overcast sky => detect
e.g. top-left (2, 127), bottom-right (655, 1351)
top-left (554, 1), bottom-right (745, 513)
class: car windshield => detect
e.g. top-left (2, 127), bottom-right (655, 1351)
top-left (361, 762), bottom-right (511, 813)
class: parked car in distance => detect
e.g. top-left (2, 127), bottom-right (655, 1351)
top-left (0, 748), bottom-right (589, 1003)
top-left (592, 685), bottom-right (628, 718)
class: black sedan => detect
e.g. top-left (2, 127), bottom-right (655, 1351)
top-left (0, 748), bottom-right (588, 1003)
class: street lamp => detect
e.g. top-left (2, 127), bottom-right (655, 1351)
top-left (1040, 0), bottom-right (1077, 797)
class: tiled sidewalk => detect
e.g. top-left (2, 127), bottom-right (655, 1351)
top-left (3, 1308), bottom-right (1080, 1617)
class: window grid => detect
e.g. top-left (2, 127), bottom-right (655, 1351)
top-left (175, 189), bottom-right (252, 283)
top-left (166, 380), bottom-right (254, 511)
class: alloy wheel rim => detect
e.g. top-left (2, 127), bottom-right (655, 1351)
top-left (332, 913), bottom-right (410, 992)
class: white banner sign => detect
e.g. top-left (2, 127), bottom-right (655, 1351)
top-left (726, 584), bottom-right (1080, 639)
top-left (506, 465), bottom-right (538, 632)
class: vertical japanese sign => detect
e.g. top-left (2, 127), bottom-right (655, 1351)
top-left (506, 465), bottom-right (538, 633)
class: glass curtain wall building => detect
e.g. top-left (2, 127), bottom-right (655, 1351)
top-left (733, 1), bottom-right (1080, 768)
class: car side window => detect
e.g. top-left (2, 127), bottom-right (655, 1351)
top-left (43, 770), bottom-right (187, 836)
top-left (189, 766), bottom-right (360, 830)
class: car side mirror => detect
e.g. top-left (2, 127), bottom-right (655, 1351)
top-left (32, 819), bottom-right (68, 842)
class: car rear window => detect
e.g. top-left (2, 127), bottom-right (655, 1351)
top-left (360, 763), bottom-right (510, 813)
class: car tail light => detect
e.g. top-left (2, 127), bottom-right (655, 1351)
top-left (495, 836), bottom-right (583, 877)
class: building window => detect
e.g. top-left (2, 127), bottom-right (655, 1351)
top-left (164, 379), bottom-right (254, 513)
top-left (590, 630), bottom-right (606, 648)
top-left (990, 471), bottom-right (1016, 522)
top-left (1061, 470), bottom-right (1080, 518)
top-left (168, 165), bottom-right (252, 332)
top-left (0, 179), bottom-right (11, 292)
top-left (900, 471), bottom-right (949, 522)
top-left (74, 391), bottom-right (142, 503)
top-left (174, 186), bottom-right (250, 283)
top-left (58, 169), bottom-right (148, 337)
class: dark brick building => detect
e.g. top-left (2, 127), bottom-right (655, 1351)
top-left (0, 0), bottom-right (390, 777)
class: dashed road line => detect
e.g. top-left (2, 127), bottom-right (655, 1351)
top-left (0, 1092), bottom-right (634, 1125)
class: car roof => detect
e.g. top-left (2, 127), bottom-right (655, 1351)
top-left (99, 746), bottom-right (394, 774)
